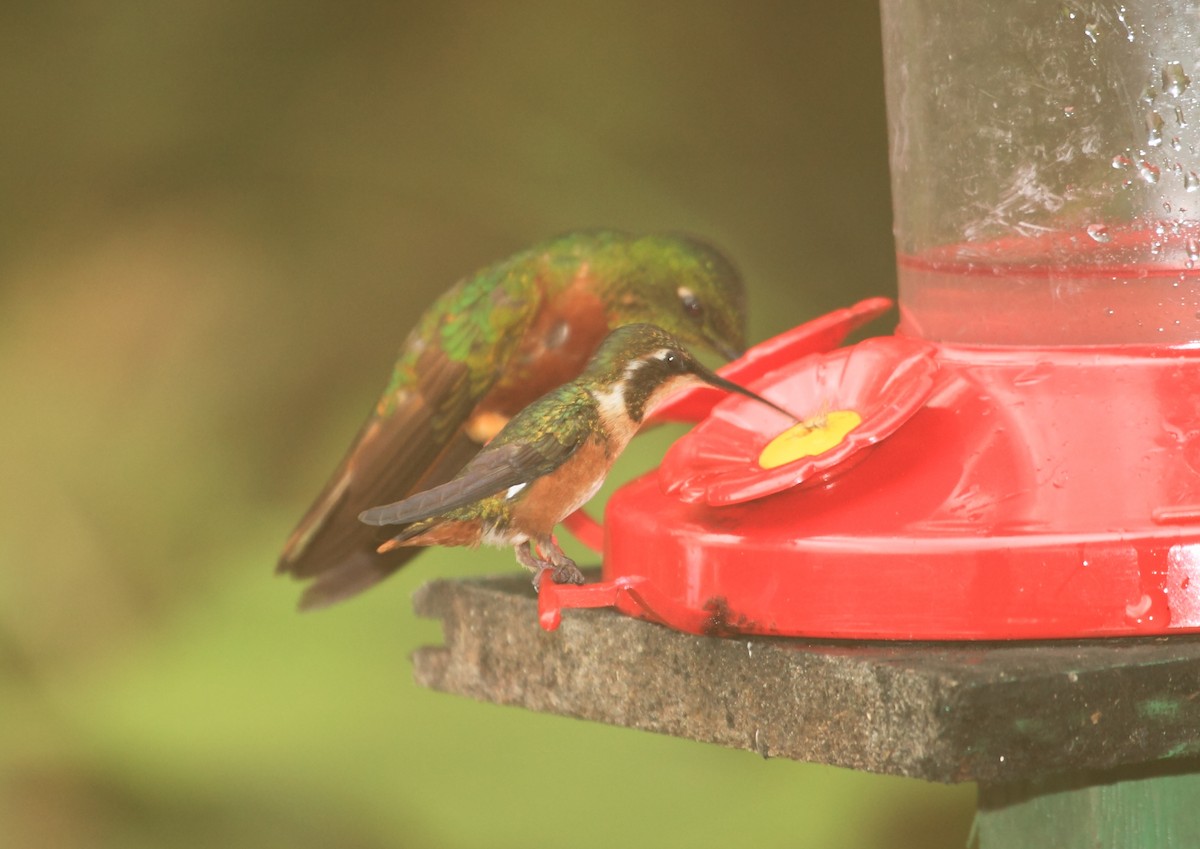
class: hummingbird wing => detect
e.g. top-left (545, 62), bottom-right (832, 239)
top-left (277, 272), bottom-right (542, 606)
top-left (358, 423), bottom-right (585, 527)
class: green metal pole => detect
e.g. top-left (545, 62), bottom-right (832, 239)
top-left (975, 765), bottom-right (1200, 849)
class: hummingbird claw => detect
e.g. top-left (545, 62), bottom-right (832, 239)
top-left (551, 562), bottom-right (585, 585)
top-left (518, 539), bottom-right (585, 590)
top-left (538, 537), bottom-right (584, 585)
top-left (529, 561), bottom-right (584, 592)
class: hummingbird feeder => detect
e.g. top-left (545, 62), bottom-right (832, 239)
top-left (542, 0), bottom-right (1200, 640)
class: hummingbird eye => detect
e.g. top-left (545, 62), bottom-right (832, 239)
top-left (677, 286), bottom-right (703, 320)
top-left (661, 350), bottom-right (688, 372)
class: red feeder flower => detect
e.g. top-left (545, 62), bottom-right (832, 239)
top-left (658, 336), bottom-right (939, 506)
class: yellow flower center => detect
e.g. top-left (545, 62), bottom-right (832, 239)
top-left (758, 409), bottom-right (863, 469)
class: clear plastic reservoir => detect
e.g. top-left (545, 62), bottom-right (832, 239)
top-left (881, 0), bottom-right (1200, 344)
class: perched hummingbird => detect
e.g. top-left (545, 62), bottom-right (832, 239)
top-left (358, 324), bottom-right (793, 589)
top-left (278, 231), bottom-right (748, 609)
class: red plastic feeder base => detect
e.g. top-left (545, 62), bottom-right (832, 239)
top-left (542, 300), bottom-right (1200, 640)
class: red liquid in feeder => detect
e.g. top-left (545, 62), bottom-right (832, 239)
top-left (896, 226), bottom-right (1200, 346)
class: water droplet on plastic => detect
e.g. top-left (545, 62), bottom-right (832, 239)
top-left (1126, 593), bottom-right (1153, 620)
top-left (1063, 105), bottom-right (1075, 118)
top-left (1177, 105), bottom-right (1188, 127)
top-left (1086, 223), bottom-right (1111, 243)
top-left (1117, 5), bottom-right (1134, 41)
top-left (1139, 160), bottom-right (1161, 184)
top-left (1141, 83), bottom-right (1158, 103)
top-left (1188, 237), bottom-right (1199, 262)
top-left (1084, 22), bottom-right (1098, 43)
top-left (1147, 111), bottom-right (1165, 146)
top-left (1172, 137), bottom-right (1182, 151)
top-left (1105, 308), bottom-right (1116, 316)
top-left (1112, 154), bottom-right (1132, 169)
top-left (1164, 62), bottom-right (1191, 97)
top-left (1186, 171), bottom-right (1200, 192)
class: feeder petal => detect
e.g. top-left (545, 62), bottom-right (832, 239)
top-left (659, 336), bottom-right (939, 506)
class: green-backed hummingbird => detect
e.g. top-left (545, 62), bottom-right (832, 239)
top-left (358, 324), bottom-right (793, 589)
top-left (278, 231), bottom-right (748, 608)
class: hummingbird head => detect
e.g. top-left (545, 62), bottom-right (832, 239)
top-left (583, 324), bottom-right (792, 425)
top-left (545, 231), bottom-right (748, 361)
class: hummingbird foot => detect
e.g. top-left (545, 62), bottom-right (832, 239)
top-left (515, 541), bottom-right (551, 590)
top-left (539, 537), bottom-right (585, 586)
top-left (516, 540), bottom-right (585, 591)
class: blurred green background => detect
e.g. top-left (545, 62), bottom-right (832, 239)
top-left (0, 2), bottom-right (976, 847)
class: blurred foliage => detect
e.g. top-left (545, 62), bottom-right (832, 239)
top-left (0, 1), bottom-right (975, 847)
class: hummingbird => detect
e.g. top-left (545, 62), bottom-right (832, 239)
top-left (278, 231), bottom-right (748, 609)
top-left (357, 324), bottom-right (794, 590)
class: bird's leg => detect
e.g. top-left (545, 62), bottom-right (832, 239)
top-left (515, 539), bottom-right (585, 591)
top-left (536, 536), bottom-right (585, 586)
top-left (514, 541), bottom-right (554, 591)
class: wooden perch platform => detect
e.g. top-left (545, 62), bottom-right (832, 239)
top-left (412, 572), bottom-right (1200, 786)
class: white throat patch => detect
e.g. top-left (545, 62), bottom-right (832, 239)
top-left (589, 348), bottom-right (675, 446)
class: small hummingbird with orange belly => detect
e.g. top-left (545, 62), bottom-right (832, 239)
top-left (278, 231), bottom-right (749, 608)
top-left (357, 324), bottom-right (794, 589)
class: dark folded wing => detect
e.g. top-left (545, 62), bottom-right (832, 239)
top-left (359, 422), bottom-right (583, 526)
top-left (277, 275), bottom-right (538, 598)
top-left (292, 429), bottom-right (482, 611)
top-left (277, 348), bottom-right (471, 576)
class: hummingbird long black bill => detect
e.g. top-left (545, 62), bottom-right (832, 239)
top-left (696, 367), bottom-right (798, 422)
